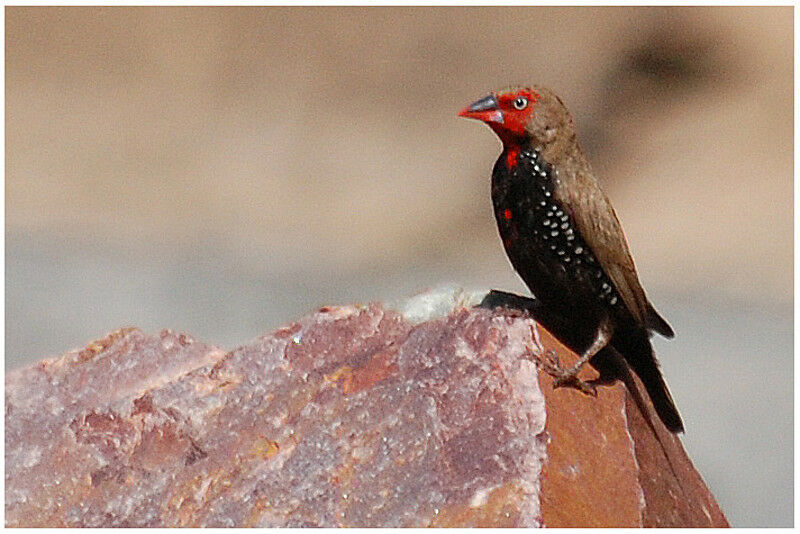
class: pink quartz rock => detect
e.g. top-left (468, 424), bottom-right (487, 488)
top-left (5, 289), bottom-right (728, 527)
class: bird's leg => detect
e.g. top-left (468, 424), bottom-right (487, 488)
top-left (481, 291), bottom-right (609, 396)
top-left (549, 320), bottom-right (613, 395)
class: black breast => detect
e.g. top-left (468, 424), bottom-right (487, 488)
top-left (491, 148), bottom-right (623, 319)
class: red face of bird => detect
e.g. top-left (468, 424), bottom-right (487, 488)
top-left (458, 87), bottom-right (541, 146)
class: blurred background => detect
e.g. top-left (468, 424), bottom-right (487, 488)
top-left (6, 6), bottom-right (792, 526)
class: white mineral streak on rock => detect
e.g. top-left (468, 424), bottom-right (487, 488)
top-left (499, 315), bottom-right (547, 527)
top-left (390, 285), bottom-right (487, 324)
top-left (470, 484), bottom-right (496, 507)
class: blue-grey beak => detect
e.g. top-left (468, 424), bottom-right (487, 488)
top-left (466, 94), bottom-right (499, 112)
top-left (458, 94), bottom-right (503, 123)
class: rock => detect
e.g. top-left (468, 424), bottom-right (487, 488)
top-left (5, 288), bottom-right (728, 527)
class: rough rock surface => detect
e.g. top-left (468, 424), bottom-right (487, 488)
top-left (5, 288), bottom-right (728, 527)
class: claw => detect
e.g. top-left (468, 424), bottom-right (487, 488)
top-left (538, 349), bottom-right (598, 397)
top-left (552, 374), bottom-right (597, 396)
top-left (538, 349), bottom-right (561, 372)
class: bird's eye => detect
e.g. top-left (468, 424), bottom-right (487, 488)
top-left (512, 96), bottom-right (528, 110)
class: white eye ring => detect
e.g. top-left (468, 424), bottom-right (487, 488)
top-left (513, 96), bottom-right (528, 110)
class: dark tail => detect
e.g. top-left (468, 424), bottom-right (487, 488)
top-left (645, 303), bottom-right (675, 339)
top-left (613, 328), bottom-right (684, 433)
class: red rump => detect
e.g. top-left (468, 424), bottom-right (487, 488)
top-left (503, 208), bottom-right (513, 220)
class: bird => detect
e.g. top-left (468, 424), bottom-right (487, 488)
top-left (458, 85), bottom-right (684, 433)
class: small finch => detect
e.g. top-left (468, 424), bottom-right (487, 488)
top-left (459, 86), bottom-right (683, 433)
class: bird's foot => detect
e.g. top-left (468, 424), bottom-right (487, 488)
top-left (540, 351), bottom-right (597, 396)
top-left (552, 372), bottom-right (597, 396)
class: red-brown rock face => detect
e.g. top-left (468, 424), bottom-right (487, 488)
top-left (5, 289), bottom-right (728, 527)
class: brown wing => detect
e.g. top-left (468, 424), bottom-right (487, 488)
top-left (554, 162), bottom-right (672, 337)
